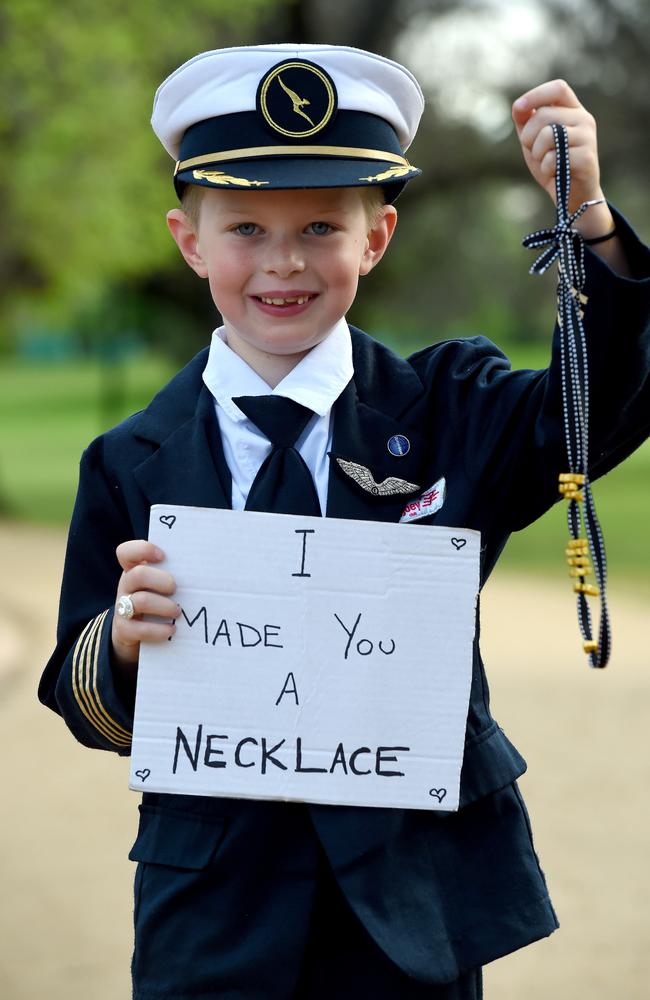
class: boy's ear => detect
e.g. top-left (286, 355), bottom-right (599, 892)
top-left (166, 209), bottom-right (208, 278)
top-left (359, 205), bottom-right (398, 277)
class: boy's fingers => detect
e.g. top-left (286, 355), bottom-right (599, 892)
top-left (539, 149), bottom-right (557, 178)
top-left (519, 108), bottom-right (587, 150)
top-left (120, 563), bottom-right (176, 596)
top-left (114, 592), bottom-right (181, 622)
top-left (530, 123), bottom-right (589, 163)
top-left (512, 78), bottom-right (581, 127)
top-left (114, 620), bottom-right (177, 646)
top-left (528, 123), bottom-right (564, 163)
top-left (116, 539), bottom-right (164, 572)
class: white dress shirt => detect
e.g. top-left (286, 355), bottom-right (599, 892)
top-left (202, 319), bottom-right (354, 512)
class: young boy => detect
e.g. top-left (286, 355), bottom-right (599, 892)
top-left (39, 43), bottom-right (649, 999)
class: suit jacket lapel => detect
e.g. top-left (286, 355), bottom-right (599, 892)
top-left (130, 328), bottom-right (430, 521)
top-left (133, 364), bottom-right (232, 511)
top-left (327, 373), bottom-right (428, 523)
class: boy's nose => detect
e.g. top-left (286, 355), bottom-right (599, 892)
top-left (263, 237), bottom-right (306, 278)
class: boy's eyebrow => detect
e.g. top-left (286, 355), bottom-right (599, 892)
top-left (216, 204), bottom-right (355, 218)
top-left (310, 207), bottom-right (355, 215)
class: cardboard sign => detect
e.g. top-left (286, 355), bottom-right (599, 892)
top-left (129, 505), bottom-right (480, 811)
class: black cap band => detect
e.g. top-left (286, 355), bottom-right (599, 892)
top-left (177, 109), bottom-right (405, 169)
top-left (174, 109), bottom-right (419, 200)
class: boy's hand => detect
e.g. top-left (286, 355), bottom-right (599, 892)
top-left (512, 79), bottom-right (603, 212)
top-left (111, 540), bottom-right (180, 675)
top-left (512, 78), bottom-right (622, 261)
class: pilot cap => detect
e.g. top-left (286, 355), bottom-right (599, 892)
top-left (151, 43), bottom-right (425, 202)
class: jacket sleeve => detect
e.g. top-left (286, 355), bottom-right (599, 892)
top-left (434, 206), bottom-right (650, 533)
top-left (38, 435), bottom-right (136, 755)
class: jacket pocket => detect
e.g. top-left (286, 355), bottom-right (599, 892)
top-left (129, 803), bottom-right (228, 870)
top-left (459, 721), bottom-right (527, 808)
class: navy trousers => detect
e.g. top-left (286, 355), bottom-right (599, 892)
top-left (131, 800), bottom-right (482, 999)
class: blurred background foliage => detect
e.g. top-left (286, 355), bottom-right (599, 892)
top-left (0, 0), bottom-right (647, 581)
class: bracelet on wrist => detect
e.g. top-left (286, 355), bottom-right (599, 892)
top-left (583, 228), bottom-right (618, 246)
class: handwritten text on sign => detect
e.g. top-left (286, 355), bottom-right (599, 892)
top-left (130, 506), bottom-right (480, 811)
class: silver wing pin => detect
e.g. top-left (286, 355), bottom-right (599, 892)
top-left (336, 458), bottom-right (420, 497)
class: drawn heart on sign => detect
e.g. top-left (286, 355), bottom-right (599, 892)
top-left (135, 769), bottom-right (151, 782)
top-left (429, 787), bottom-right (447, 803)
top-left (159, 515), bottom-right (176, 529)
top-left (451, 538), bottom-right (466, 550)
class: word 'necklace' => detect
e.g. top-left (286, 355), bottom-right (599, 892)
top-left (523, 122), bottom-right (611, 668)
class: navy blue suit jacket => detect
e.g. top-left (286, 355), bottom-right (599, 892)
top-left (39, 210), bottom-right (650, 986)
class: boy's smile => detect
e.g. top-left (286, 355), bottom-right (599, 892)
top-left (168, 186), bottom-right (396, 383)
top-left (253, 290), bottom-right (317, 317)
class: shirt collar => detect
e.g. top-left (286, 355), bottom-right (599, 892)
top-left (202, 318), bottom-right (353, 422)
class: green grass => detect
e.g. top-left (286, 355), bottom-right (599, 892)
top-left (499, 445), bottom-right (649, 585)
top-left (0, 354), bottom-right (174, 523)
top-left (0, 345), bottom-right (647, 587)
top-left (483, 343), bottom-right (650, 587)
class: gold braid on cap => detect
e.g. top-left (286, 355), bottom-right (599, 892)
top-left (175, 145), bottom-right (413, 175)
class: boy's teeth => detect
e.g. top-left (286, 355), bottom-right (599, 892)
top-left (260, 295), bottom-right (310, 305)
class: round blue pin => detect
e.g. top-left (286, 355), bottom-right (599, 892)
top-left (387, 434), bottom-right (410, 457)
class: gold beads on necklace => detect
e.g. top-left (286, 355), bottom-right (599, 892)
top-left (558, 471), bottom-right (585, 502)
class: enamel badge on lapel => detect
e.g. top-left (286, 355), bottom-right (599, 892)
top-left (336, 458), bottom-right (419, 497)
top-left (387, 434), bottom-right (410, 457)
top-left (400, 477), bottom-right (446, 523)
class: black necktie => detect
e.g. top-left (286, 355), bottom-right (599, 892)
top-left (233, 395), bottom-right (322, 516)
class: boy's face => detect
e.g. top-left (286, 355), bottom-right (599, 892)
top-left (167, 186), bottom-right (396, 368)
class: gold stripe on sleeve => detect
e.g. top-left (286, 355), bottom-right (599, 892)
top-left (74, 611), bottom-right (130, 746)
top-left (81, 611), bottom-right (131, 744)
top-left (72, 617), bottom-right (106, 735)
top-left (88, 613), bottom-right (132, 741)
top-left (74, 613), bottom-right (115, 743)
top-left (72, 611), bottom-right (131, 747)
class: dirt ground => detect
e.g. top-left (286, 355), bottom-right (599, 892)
top-left (1, 521), bottom-right (648, 1000)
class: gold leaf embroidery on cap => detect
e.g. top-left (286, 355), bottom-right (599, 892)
top-left (359, 164), bottom-right (418, 183)
top-left (192, 169), bottom-right (269, 188)
top-left (278, 75), bottom-right (315, 128)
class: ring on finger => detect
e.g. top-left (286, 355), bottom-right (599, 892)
top-left (117, 593), bottom-right (136, 620)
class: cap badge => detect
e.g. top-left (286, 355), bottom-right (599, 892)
top-left (257, 59), bottom-right (337, 139)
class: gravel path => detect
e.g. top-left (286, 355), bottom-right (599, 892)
top-left (1, 522), bottom-right (647, 999)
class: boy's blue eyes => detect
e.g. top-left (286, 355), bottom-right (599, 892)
top-left (233, 222), bottom-right (333, 236)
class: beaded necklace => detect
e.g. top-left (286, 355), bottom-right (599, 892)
top-left (523, 123), bottom-right (610, 668)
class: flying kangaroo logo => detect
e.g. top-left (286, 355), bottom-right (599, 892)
top-left (278, 75), bottom-right (315, 128)
top-left (257, 59), bottom-right (337, 138)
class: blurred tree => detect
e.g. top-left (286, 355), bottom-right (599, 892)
top-left (0, 0), bottom-right (282, 351)
top-left (0, 0), bottom-right (647, 361)
top-left (294, 0), bottom-right (650, 348)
